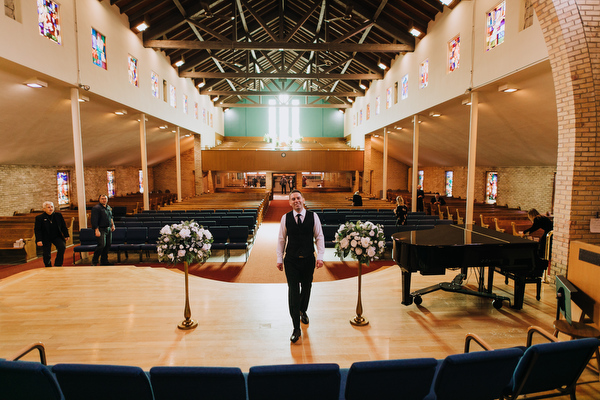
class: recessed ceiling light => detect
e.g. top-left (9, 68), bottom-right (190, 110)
top-left (115, 110), bottom-right (127, 115)
top-left (24, 78), bottom-right (48, 88)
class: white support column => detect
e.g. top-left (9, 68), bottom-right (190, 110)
top-left (411, 115), bottom-right (420, 212)
top-left (70, 88), bottom-right (87, 228)
top-left (382, 127), bottom-right (388, 200)
top-left (175, 127), bottom-right (182, 202)
top-left (139, 114), bottom-right (150, 211)
top-left (465, 92), bottom-right (479, 227)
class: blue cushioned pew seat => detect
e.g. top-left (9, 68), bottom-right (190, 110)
top-left (0, 360), bottom-right (64, 400)
top-left (150, 366), bottom-right (246, 400)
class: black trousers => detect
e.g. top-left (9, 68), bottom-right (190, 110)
top-left (284, 255), bottom-right (315, 329)
top-left (42, 237), bottom-right (66, 267)
top-left (93, 228), bottom-right (112, 263)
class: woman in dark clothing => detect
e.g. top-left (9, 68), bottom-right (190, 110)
top-left (523, 208), bottom-right (554, 259)
top-left (394, 196), bottom-right (408, 226)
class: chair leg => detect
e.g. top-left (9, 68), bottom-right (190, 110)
top-left (536, 280), bottom-right (542, 301)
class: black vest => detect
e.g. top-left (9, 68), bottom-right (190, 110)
top-left (285, 211), bottom-right (315, 259)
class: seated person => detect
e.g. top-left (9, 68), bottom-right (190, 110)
top-left (352, 191), bottom-right (363, 206)
top-left (430, 193), bottom-right (446, 206)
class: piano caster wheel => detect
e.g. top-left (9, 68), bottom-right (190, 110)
top-left (492, 299), bottom-right (503, 309)
top-left (413, 295), bottom-right (423, 305)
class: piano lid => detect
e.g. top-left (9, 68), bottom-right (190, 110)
top-left (392, 224), bottom-right (536, 247)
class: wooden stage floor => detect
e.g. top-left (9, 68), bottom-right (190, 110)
top-left (1, 265), bottom-right (599, 398)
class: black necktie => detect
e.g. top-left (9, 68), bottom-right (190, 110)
top-left (297, 214), bottom-right (302, 224)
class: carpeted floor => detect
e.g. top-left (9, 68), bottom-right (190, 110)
top-left (0, 197), bottom-right (392, 283)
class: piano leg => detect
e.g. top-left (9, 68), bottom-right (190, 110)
top-left (512, 278), bottom-right (526, 310)
top-left (401, 269), bottom-right (413, 305)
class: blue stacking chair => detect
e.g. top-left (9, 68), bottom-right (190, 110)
top-left (227, 225), bottom-right (250, 261)
top-left (209, 226), bottom-right (229, 261)
top-left (150, 366), bottom-right (246, 400)
top-left (141, 226), bottom-right (162, 260)
top-left (52, 363), bottom-right (153, 400)
top-left (72, 228), bottom-right (97, 263)
top-left (502, 337), bottom-right (600, 400)
top-left (120, 227), bottom-right (147, 262)
top-left (0, 360), bottom-right (64, 400)
top-left (343, 358), bottom-right (438, 400)
top-left (425, 347), bottom-right (524, 400)
top-left (248, 363), bottom-right (340, 400)
top-left (110, 227), bottom-right (127, 263)
top-left (323, 225), bottom-right (339, 249)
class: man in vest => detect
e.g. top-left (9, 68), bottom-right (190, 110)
top-left (276, 189), bottom-right (325, 343)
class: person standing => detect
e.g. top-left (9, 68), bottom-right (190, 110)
top-left (276, 190), bottom-right (325, 343)
top-left (394, 196), bottom-right (408, 225)
top-left (91, 194), bottom-right (115, 266)
top-left (280, 176), bottom-right (287, 194)
top-left (352, 191), bottom-right (363, 206)
top-left (416, 185), bottom-right (425, 212)
top-left (34, 201), bottom-right (70, 267)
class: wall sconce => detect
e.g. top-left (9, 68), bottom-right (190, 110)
top-left (78, 95), bottom-right (89, 102)
top-left (24, 78), bottom-right (48, 88)
top-left (198, 79), bottom-right (206, 88)
top-left (211, 95), bottom-right (219, 102)
top-left (462, 98), bottom-right (472, 106)
top-left (347, 97), bottom-right (354, 103)
top-left (409, 21), bottom-right (423, 37)
top-left (377, 59), bottom-right (388, 70)
top-left (359, 80), bottom-right (367, 90)
top-left (338, 108), bottom-right (345, 113)
top-left (135, 17), bottom-right (149, 32)
top-left (498, 84), bottom-right (518, 93)
top-left (114, 110), bottom-right (127, 115)
top-left (173, 56), bottom-right (185, 67)
top-left (223, 107), bottom-right (230, 112)
top-left (429, 111), bottom-right (441, 117)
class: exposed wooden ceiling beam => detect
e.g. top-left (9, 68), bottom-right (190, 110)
top-left (200, 90), bottom-right (363, 97)
top-left (181, 71), bottom-right (382, 79)
top-left (144, 40), bottom-right (413, 52)
top-left (217, 103), bottom-right (351, 108)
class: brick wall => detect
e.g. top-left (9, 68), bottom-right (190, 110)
top-left (532, 0), bottom-right (600, 279)
top-left (0, 165), bottom-right (154, 216)
top-left (152, 148), bottom-right (196, 199)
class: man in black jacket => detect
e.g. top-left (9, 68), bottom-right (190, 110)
top-left (91, 194), bottom-right (115, 266)
top-left (34, 201), bottom-right (70, 267)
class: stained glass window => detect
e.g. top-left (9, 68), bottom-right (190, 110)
top-left (445, 171), bottom-right (453, 197)
top-left (486, 172), bottom-right (498, 204)
top-left (128, 54), bottom-right (138, 87)
top-left (37, 0), bottom-right (61, 44)
top-left (386, 87), bottom-right (392, 109)
top-left (419, 59), bottom-right (429, 89)
top-left (366, 104), bottom-right (370, 120)
top-left (401, 75), bottom-right (409, 100)
top-left (151, 72), bottom-right (159, 98)
top-left (169, 84), bottom-right (176, 108)
top-left (57, 171), bottom-right (69, 205)
top-left (486, 1), bottom-right (505, 51)
top-left (138, 170), bottom-right (144, 194)
top-left (107, 170), bottom-right (115, 198)
top-left (91, 28), bottom-right (107, 69)
top-left (194, 102), bottom-right (199, 119)
top-left (448, 35), bottom-right (460, 73)
top-left (418, 170), bottom-right (424, 189)
top-left (183, 94), bottom-right (188, 114)
top-left (376, 97), bottom-right (380, 115)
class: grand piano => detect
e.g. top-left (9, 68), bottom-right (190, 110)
top-left (392, 224), bottom-right (540, 309)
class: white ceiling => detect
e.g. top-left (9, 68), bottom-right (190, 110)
top-left (0, 58), bottom-right (557, 169)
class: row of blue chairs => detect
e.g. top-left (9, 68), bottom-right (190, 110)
top-left (140, 209), bottom-right (258, 215)
top-left (73, 225), bottom-right (251, 263)
top-left (2, 334), bottom-right (598, 399)
top-left (117, 215), bottom-right (257, 235)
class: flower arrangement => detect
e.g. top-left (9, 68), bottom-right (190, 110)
top-left (157, 220), bottom-right (214, 265)
top-left (334, 220), bottom-right (386, 265)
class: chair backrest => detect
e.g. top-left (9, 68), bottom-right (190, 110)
top-left (0, 360), bottom-right (64, 400)
top-left (78, 228), bottom-right (96, 245)
top-left (210, 226), bottom-right (229, 243)
top-left (431, 347), bottom-right (524, 400)
top-left (52, 363), bottom-right (153, 400)
top-left (507, 338), bottom-right (600, 398)
top-left (147, 227), bottom-right (162, 242)
top-left (125, 227), bottom-right (148, 244)
top-left (228, 226), bottom-right (249, 242)
top-left (111, 227), bottom-right (127, 244)
top-left (345, 358), bottom-right (437, 400)
top-left (248, 363), bottom-right (340, 400)
top-left (150, 366), bottom-right (246, 400)
top-left (322, 225), bottom-right (339, 242)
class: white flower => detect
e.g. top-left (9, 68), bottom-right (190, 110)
top-left (340, 238), bottom-right (349, 249)
top-left (360, 237), bottom-right (371, 248)
top-left (178, 249), bottom-right (186, 258)
top-left (179, 227), bottom-right (191, 239)
top-left (367, 247), bottom-right (376, 257)
top-left (351, 239), bottom-right (357, 248)
top-left (167, 253), bottom-right (174, 261)
top-left (369, 230), bottom-right (375, 236)
top-left (355, 247), bottom-right (363, 255)
top-left (160, 225), bottom-right (172, 235)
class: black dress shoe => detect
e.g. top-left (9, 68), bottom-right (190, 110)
top-left (100, 261), bottom-right (114, 266)
top-left (290, 329), bottom-right (301, 343)
top-left (300, 311), bottom-right (309, 325)
top-left (91, 261), bottom-right (98, 266)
